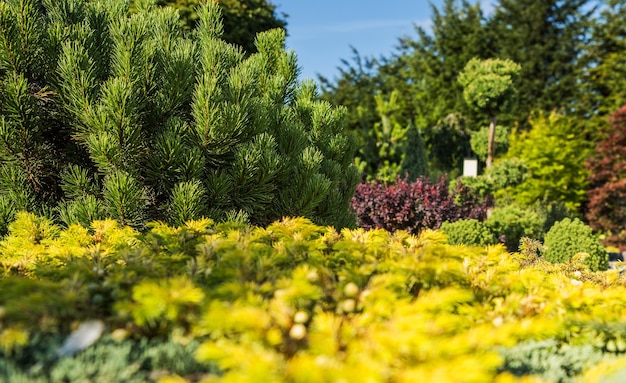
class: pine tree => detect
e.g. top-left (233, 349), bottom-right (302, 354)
top-left (399, 121), bottom-right (429, 181)
top-left (152, 0), bottom-right (287, 55)
top-left (0, 0), bottom-right (359, 235)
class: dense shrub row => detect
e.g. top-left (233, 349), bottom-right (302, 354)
top-left (1, 213), bottom-right (625, 382)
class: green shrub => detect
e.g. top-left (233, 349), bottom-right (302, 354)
top-left (485, 204), bottom-right (545, 252)
top-left (543, 218), bottom-right (608, 271)
top-left (440, 219), bottom-right (497, 246)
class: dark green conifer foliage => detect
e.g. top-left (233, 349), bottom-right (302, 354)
top-left (577, 0), bottom-right (626, 133)
top-left (0, 0), bottom-right (358, 234)
top-left (399, 121), bottom-right (429, 181)
top-left (489, 0), bottom-right (593, 124)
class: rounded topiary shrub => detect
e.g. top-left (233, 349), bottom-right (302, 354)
top-left (543, 218), bottom-right (608, 271)
top-left (485, 204), bottom-right (545, 252)
top-left (440, 219), bottom-right (497, 246)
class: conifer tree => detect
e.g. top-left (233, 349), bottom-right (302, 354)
top-left (577, 0), bottom-right (626, 133)
top-left (0, 0), bottom-right (359, 235)
top-left (489, 0), bottom-right (593, 124)
top-left (357, 90), bottom-right (429, 181)
top-left (322, 0), bottom-right (491, 177)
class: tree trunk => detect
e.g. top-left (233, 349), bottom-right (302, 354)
top-left (486, 115), bottom-right (497, 169)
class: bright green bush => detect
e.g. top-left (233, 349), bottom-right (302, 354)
top-left (506, 112), bottom-right (592, 211)
top-left (2, 212), bottom-right (626, 382)
top-left (543, 218), bottom-right (609, 271)
top-left (486, 204), bottom-right (545, 252)
top-left (440, 219), bottom-right (497, 246)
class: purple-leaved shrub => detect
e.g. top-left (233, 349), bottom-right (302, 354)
top-left (351, 176), bottom-right (489, 234)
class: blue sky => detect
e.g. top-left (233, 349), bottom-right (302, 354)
top-left (275, 1), bottom-right (494, 82)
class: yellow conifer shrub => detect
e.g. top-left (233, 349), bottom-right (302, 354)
top-left (1, 213), bottom-right (626, 381)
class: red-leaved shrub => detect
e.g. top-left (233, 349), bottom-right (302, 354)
top-left (351, 176), bottom-right (490, 234)
top-left (586, 105), bottom-right (626, 249)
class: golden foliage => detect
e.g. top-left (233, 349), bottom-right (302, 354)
top-left (2, 214), bottom-right (626, 380)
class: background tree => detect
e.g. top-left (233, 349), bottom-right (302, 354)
top-left (364, 90), bottom-right (430, 181)
top-left (321, 0), bottom-right (490, 178)
top-left (0, 0), bottom-right (358, 235)
top-left (505, 112), bottom-right (592, 212)
top-left (385, 0), bottom-right (492, 176)
top-left (577, 0), bottom-right (626, 134)
top-left (153, 0), bottom-right (287, 54)
top-left (489, 0), bottom-right (594, 125)
top-left (585, 105), bottom-right (626, 249)
top-left (399, 120), bottom-right (429, 181)
top-left (320, 0), bottom-right (612, 179)
top-left (458, 57), bottom-right (521, 168)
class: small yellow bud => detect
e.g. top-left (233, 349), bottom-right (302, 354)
top-left (306, 270), bottom-right (319, 282)
top-left (294, 311), bottom-right (309, 324)
top-left (343, 282), bottom-right (359, 298)
top-left (289, 324), bottom-right (307, 340)
top-left (111, 328), bottom-right (129, 342)
top-left (340, 299), bottom-right (356, 313)
top-left (266, 328), bottom-right (283, 346)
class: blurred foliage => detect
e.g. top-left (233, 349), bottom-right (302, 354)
top-left (440, 219), bottom-right (497, 247)
top-left (351, 176), bottom-right (489, 234)
top-left (585, 106), bottom-right (626, 250)
top-left (499, 339), bottom-right (606, 382)
top-left (506, 112), bottom-right (592, 212)
top-left (458, 58), bottom-right (521, 118)
top-left (1, 212), bottom-right (625, 381)
top-left (321, 0), bottom-right (605, 178)
top-left (357, 90), bottom-right (429, 181)
top-left (485, 204), bottom-right (546, 253)
top-left (470, 125), bottom-right (510, 163)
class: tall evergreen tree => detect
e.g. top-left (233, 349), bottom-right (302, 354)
top-left (489, 0), bottom-right (594, 124)
top-left (577, 0), bottom-right (626, 131)
top-left (0, 0), bottom-right (358, 235)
